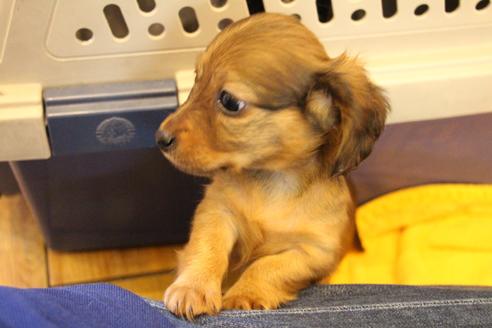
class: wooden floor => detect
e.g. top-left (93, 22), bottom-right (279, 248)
top-left (0, 193), bottom-right (178, 300)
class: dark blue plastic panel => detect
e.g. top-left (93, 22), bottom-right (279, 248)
top-left (11, 148), bottom-right (204, 250)
top-left (44, 80), bottom-right (177, 156)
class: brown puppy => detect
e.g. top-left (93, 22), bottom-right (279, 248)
top-left (156, 13), bottom-right (389, 319)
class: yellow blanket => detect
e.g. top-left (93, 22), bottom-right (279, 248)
top-left (329, 184), bottom-right (492, 285)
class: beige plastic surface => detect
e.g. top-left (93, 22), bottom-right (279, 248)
top-left (0, 0), bottom-right (491, 159)
top-left (46, 0), bottom-right (250, 58)
top-left (0, 0), bottom-right (490, 86)
top-left (175, 70), bottom-right (196, 105)
top-left (0, 0), bottom-right (15, 64)
top-left (0, 84), bottom-right (51, 161)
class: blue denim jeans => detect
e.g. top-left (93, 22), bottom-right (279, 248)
top-left (0, 283), bottom-right (491, 327)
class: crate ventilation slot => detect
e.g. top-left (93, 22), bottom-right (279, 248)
top-left (44, 0), bottom-right (491, 59)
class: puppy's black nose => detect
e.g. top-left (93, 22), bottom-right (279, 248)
top-left (155, 129), bottom-right (176, 151)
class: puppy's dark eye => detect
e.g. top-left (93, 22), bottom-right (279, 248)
top-left (217, 90), bottom-right (246, 115)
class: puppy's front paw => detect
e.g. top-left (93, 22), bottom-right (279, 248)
top-left (222, 286), bottom-right (294, 310)
top-left (223, 293), bottom-right (275, 310)
top-left (163, 281), bottom-right (221, 319)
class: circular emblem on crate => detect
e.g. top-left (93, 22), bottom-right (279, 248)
top-left (96, 117), bottom-right (136, 145)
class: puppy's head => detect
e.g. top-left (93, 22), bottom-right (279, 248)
top-left (156, 13), bottom-right (389, 177)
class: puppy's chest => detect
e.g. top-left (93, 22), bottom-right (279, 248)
top-left (241, 194), bottom-right (299, 229)
top-left (228, 174), bottom-right (320, 231)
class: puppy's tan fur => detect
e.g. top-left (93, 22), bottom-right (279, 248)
top-left (158, 13), bottom-right (389, 319)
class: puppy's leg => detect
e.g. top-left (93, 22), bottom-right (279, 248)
top-left (223, 244), bottom-right (338, 310)
top-left (164, 202), bottom-right (236, 319)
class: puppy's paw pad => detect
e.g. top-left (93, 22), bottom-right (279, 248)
top-left (163, 283), bottom-right (221, 319)
top-left (222, 293), bottom-right (280, 310)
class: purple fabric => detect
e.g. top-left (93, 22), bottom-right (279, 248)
top-left (351, 112), bottom-right (492, 204)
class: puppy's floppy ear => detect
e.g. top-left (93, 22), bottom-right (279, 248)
top-left (305, 54), bottom-right (389, 176)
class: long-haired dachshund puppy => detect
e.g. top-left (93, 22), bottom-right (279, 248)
top-left (156, 13), bottom-right (389, 319)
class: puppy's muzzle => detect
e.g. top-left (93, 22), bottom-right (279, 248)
top-left (155, 129), bottom-right (176, 152)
